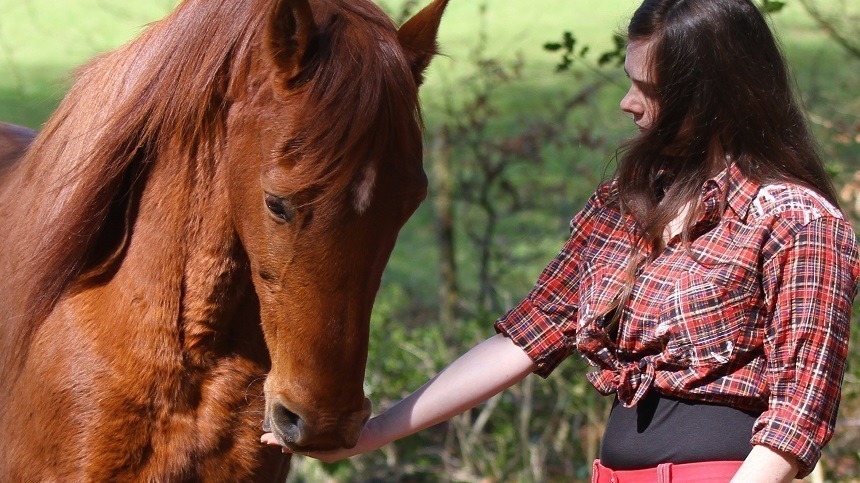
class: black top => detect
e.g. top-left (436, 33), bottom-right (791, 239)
top-left (599, 391), bottom-right (761, 470)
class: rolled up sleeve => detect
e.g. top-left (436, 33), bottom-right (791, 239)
top-left (753, 216), bottom-right (860, 477)
top-left (495, 192), bottom-right (603, 377)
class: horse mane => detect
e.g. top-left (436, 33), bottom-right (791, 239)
top-left (1, 0), bottom-right (421, 363)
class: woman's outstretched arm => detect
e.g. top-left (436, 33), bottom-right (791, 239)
top-left (262, 333), bottom-right (536, 462)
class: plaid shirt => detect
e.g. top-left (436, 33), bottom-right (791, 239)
top-left (495, 164), bottom-right (859, 476)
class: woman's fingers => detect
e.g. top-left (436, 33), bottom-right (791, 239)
top-left (260, 433), bottom-right (280, 446)
top-left (259, 433), bottom-right (348, 461)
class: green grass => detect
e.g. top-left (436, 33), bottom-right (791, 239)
top-left (0, 1), bottom-right (636, 129)
top-left (1, 1), bottom-right (854, 127)
top-left (0, 0), bottom-right (173, 127)
top-left (2, 1), bottom-right (856, 204)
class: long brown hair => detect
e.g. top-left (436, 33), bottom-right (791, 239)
top-left (615, 0), bottom-right (838, 249)
top-left (605, 0), bottom-right (839, 327)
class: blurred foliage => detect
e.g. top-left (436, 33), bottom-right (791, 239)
top-left (759, 0), bottom-right (788, 14)
top-left (544, 32), bottom-right (626, 72)
top-left (796, 0), bottom-right (860, 58)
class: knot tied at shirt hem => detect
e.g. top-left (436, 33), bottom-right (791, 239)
top-left (587, 358), bottom-right (657, 407)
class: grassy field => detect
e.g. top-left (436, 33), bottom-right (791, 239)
top-left (0, 0), bottom-right (627, 126)
top-left (0, 0), bottom-right (834, 125)
top-left (1, 0), bottom-right (855, 170)
top-left (2, 0), bottom-right (856, 176)
top-left (0, 1), bottom-right (854, 119)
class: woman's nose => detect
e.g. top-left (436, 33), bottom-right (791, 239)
top-left (620, 87), bottom-right (639, 115)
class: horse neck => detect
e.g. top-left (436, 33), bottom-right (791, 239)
top-left (122, 143), bottom-right (256, 367)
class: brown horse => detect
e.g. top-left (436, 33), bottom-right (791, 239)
top-left (0, 0), bottom-right (448, 480)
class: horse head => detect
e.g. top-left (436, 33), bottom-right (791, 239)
top-left (225, 0), bottom-right (448, 451)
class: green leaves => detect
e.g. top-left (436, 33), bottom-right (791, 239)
top-left (543, 31), bottom-right (578, 72)
top-left (598, 33), bottom-right (627, 67)
top-left (544, 31), bottom-right (625, 72)
top-left (759, 0), bottom-right (787, 14)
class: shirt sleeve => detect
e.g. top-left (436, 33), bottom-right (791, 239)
top-left (494, 190), bottom-right (604, 378)
top-left (752, 216), bottom-right (860, 477)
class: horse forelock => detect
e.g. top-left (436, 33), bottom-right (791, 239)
top-left (273, 0), bottom-right (424, 210)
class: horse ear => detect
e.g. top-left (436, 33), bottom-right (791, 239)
top-left (397, 0), bottom-right (450, 86)
top-left (266, 0), bottom-right (318, 87)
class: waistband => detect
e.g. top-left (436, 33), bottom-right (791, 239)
top-left (592, 459), bottom-right (744, 483)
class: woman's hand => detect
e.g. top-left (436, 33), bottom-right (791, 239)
top-left (260, 417), bottom-right (384, 463)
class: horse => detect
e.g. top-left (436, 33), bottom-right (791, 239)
top-left (0, 0), bottom-right (448, 480)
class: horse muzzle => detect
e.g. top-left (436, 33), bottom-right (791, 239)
top-left (263, 396), bottom-right (372, 451)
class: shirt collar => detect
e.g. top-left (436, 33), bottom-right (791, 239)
top-left (700, 163), bottom-right (761, 224)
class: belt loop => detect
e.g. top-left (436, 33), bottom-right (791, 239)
top-left (657, 462), bottom-right (672, 483)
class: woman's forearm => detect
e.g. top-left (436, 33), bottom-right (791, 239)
top-left (369, 333), bottom-right (537, 447)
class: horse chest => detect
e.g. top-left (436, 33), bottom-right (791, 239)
top-left (5, 333), bottom-right (285, 481)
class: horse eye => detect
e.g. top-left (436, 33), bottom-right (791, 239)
top-left (264, 193), bottom-right (294, 222)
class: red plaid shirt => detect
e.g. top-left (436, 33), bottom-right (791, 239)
top-left (495, 164), bottom-right (859, 476)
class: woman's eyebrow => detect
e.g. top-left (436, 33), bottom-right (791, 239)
top-left (624, 67), bottom-right (649, 85)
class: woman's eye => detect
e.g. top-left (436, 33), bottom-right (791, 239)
top-left (264, 193), bottom-right (294, 222)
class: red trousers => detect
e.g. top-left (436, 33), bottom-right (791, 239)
top-left (592, 460), bottom-right (744, 482)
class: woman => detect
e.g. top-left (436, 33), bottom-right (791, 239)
top-left (263, 0), bottom-right (859, 480)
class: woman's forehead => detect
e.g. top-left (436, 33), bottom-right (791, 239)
top-left (624, 40), bottom-right (655, 82)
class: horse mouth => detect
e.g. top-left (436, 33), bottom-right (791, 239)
top-left (262, 414), bottom-right (361, 452)
top-left (266, 430), bottom-right (342, 453)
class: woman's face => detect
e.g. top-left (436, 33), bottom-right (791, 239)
top-left (620, 40), bottom-right (658, 132)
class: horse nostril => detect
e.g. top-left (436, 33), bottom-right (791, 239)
top-left (271, 403), bottom-right (304, 445)
top-left (274, 403), bottom-right (300, 426)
